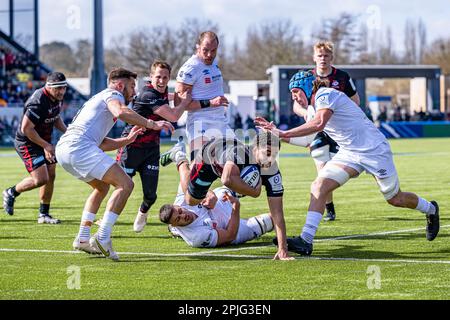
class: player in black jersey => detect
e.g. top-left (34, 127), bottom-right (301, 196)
top-left (289, 41), bottom-right (360, 221)
top-left (116, 61), bottom-right (191, 233)
top-left (3, 72), bottom-right (68, 223)
top-left (162, 132), bottom-right (293, 260)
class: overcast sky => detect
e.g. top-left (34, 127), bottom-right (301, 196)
top-left (2, 0), bottom-right (450, 51)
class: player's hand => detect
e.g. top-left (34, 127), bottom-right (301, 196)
top-left (273, 248), bottom-right (295, 261)
top-left (126, 126), bottom-right (145, 144)
top-left (152, 120), bottom-right (175, 133)
top-left (210, 96), bottom-right (229, 107)
top-left (43, 144), bottom-right (56, 164)
top-left (222, 191), bottom-right (240, 208)
top-left (201, 191), bottom-right (218, 209)
top-left (254, 117), bottom-right (286, 138)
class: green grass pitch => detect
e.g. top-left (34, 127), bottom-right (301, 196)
top-left (0, 138), bottom-right (449, 300)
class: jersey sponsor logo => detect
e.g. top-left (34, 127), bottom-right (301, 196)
top-left (331, 80), bottom-right (339, 87)
top-left (377, 169), bottom-right (387, 176)
top-left (202, 69), bottom-right (210, 75)
top-left (147, 165), bottom-right (159, 171)
top-left (44, 115), bottom-right (60, 124)
top-left (204, 77), bottom-right (212, 84)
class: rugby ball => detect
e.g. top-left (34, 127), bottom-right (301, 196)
top-left (237, 165), bottom-right (261, 197)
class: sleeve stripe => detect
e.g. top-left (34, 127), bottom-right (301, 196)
top-left (27, 109), bottom-right (40, 120)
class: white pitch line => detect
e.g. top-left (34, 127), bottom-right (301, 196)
top-left (0, 224), bottom-right (449, 264)
top-left (1, 248), bottom-right (450, 265)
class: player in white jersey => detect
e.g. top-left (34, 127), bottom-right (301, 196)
top-left (256, 71), bottom-right (440, 256)
top-left (55, 68), bottom-right (174, 260)
top-left (174, 31), bottom-right (233, 161)
top-left (160, 188), bottom-right (273, 248)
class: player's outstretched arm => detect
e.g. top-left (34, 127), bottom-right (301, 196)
top-left (99, 126), bottom-right (144, 152)
top-left (175, 81), bottom-right (228, 112)
top-left (107, 99), bottom-right (174, 132)
top-left (267, 197), bottom-right (294, 261)
top-left (215, 192), bottom-right (240, 246)
top-left (154, 91), bottom-right (192, 122)
top-left (221, 162), bottom-right (261, 198)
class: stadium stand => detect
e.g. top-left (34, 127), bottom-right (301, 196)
top-left (0, 30), bottom-right (87, 146)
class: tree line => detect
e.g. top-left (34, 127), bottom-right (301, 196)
top-left (39, 14), bottom-right (450, 80)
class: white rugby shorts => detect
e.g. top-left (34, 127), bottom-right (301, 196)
top-left (327, 142), bottom-right (397, 179)
top-left (56, 140), bottom-right (116, 183)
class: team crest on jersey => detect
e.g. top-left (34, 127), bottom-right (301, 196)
top-left (331, 80), bottom-right (339, 87)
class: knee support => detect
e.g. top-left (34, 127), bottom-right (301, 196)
top-left (247, 214), bottom-right (274, 236)
top-left (376, 174), bottom-right (400, 200)
top-left (318, 165), bottom-right (350, 186)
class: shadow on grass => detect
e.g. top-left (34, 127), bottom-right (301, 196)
top-left (315, 231), bottom-right (450, 242)
top-left (315, 243), bottom-right (450, 261)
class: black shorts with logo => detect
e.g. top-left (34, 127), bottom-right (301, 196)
top-left (116, 145), bottom-right (160, 177)
top-left (14, 140), bottom-right (53, 173)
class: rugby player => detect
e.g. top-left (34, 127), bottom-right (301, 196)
top-left (55, 68), bottom-right (174, 260)
top-left (116, 61), bottom-right (191, 233)
top-left (171, 31), bottom-right (233, 162)
top-left (161, 132), bottom-right (293, 260)
top-left (288, 41), bottom-right (360, 221)
top-left (159, 183), bottom-right (273, 249)
top-left (256, 71), bottom-right (440, 256)
top-left (3, 72), bottom-right (68, 224)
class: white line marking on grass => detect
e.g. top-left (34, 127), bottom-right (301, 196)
top-left (0, 225), bottom-right (449, 264)
top-left (1, 248), bottom-right (450, 265)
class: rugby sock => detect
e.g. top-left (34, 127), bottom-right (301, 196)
top-left (39, 203), bottom-right (50, 215)
top-left (415, 197), bottom-right (436, 215)
top-left (301, 211), bottom-right (323, 244)
top-left (78, 211), bottom-right (96, 242)
top-left (140, 202), bottom-right (150, 214)
top-left (98, 211), bottom-right (119, 243)
top-left (326, 202), bottom-right (335, 215)
top-left (8, 186), bottom-right (20, 197)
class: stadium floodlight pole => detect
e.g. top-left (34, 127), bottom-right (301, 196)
top-left (34, 0), bottom-right (39, 59)
top-left (89, 0), bottom-right (107, 96)
top-left (9, 0), bottom-right (14, 39)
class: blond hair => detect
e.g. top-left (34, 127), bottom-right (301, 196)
top-left (314, 41), bottom-right (334, 54)
top-left (150, 60), bottom-right (171, 75)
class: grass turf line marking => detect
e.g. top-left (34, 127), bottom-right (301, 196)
top-left (0, 224), bottom-right (448, 264)
top-left (1, 248), bottom-right (450, 265)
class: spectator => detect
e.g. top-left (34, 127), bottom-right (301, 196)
top-left (234, 112), bottom-right (243, 130)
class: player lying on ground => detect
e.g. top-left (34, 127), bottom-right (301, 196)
top-left (255, 71), bottom-right (440, 256)
top-left (159, 170), bottom-right (273, 248)
top-left (161, 132), bottom-right (294, 260)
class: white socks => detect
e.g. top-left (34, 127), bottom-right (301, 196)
top-left (415, 197), bottom-right (436, 215)
top-left (98, 211), bottom-right (119, 243)
top-left (78, 211), bottom-right (96, 242)
top-left (301, 211), bottom-right (323, 244)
